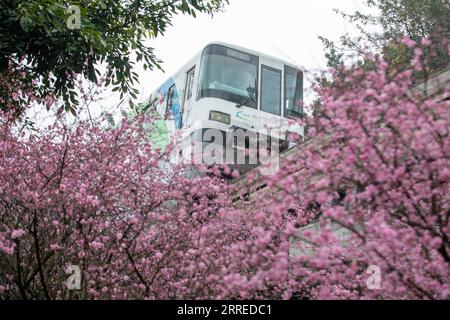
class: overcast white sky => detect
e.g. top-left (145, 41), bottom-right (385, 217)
top-left (138, 0), bottom-right (370, 98)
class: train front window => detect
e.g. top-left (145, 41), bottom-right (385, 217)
top-left (284, 66), bottom-right (304, 119)
top-left (198, 44), bottom-right (258, 109)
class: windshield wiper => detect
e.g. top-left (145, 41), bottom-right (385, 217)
top-left (236, 95), bottom-right (251, 108)
top-left (236, 87), bottom-right (256, 108)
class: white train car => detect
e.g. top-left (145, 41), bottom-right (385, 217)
top-left (143, 42), bottom-right (305, 174)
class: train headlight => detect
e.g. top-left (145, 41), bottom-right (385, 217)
top-left (209, 111), bottom-right (231, 125)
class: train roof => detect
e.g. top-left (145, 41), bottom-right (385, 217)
top-left (201, 41), bottom-right (305, 71)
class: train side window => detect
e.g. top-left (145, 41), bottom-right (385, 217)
top-left (165, 85), bottom-right (175, 119)
top-left (261, 65), bottom-right (281, 116)
top-left (184, 67), bottom-right (195, 105)
top-left (284, 66), bottom-right (304, 119)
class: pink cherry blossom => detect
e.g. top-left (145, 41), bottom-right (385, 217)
top-left (11, 229), bottom-right (26, 239)
top-left (401, 36), bottom-right (416, 48)
top-left (0, 40), bottom-right (448, 300)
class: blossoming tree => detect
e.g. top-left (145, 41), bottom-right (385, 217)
top-left (260, 40), bottom-right (450, 299)
top-left (0, 40), bottom-right (449, 300)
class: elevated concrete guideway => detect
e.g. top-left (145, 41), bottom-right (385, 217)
top-left (232, 66), bottom-right (450, 198)
top-left (230, 65), bottom-right (450, 256)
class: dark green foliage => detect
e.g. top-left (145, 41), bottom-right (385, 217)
top-left (0, 0), bottom-right (228, 115)
top-left (319, 0), bottom-right (450, 80)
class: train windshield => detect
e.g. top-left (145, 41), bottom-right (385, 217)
top-left (198, 44), bottom-right (259, 109)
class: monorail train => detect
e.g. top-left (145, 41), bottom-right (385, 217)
top-left (143, 42), bottom-right (305, 174)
